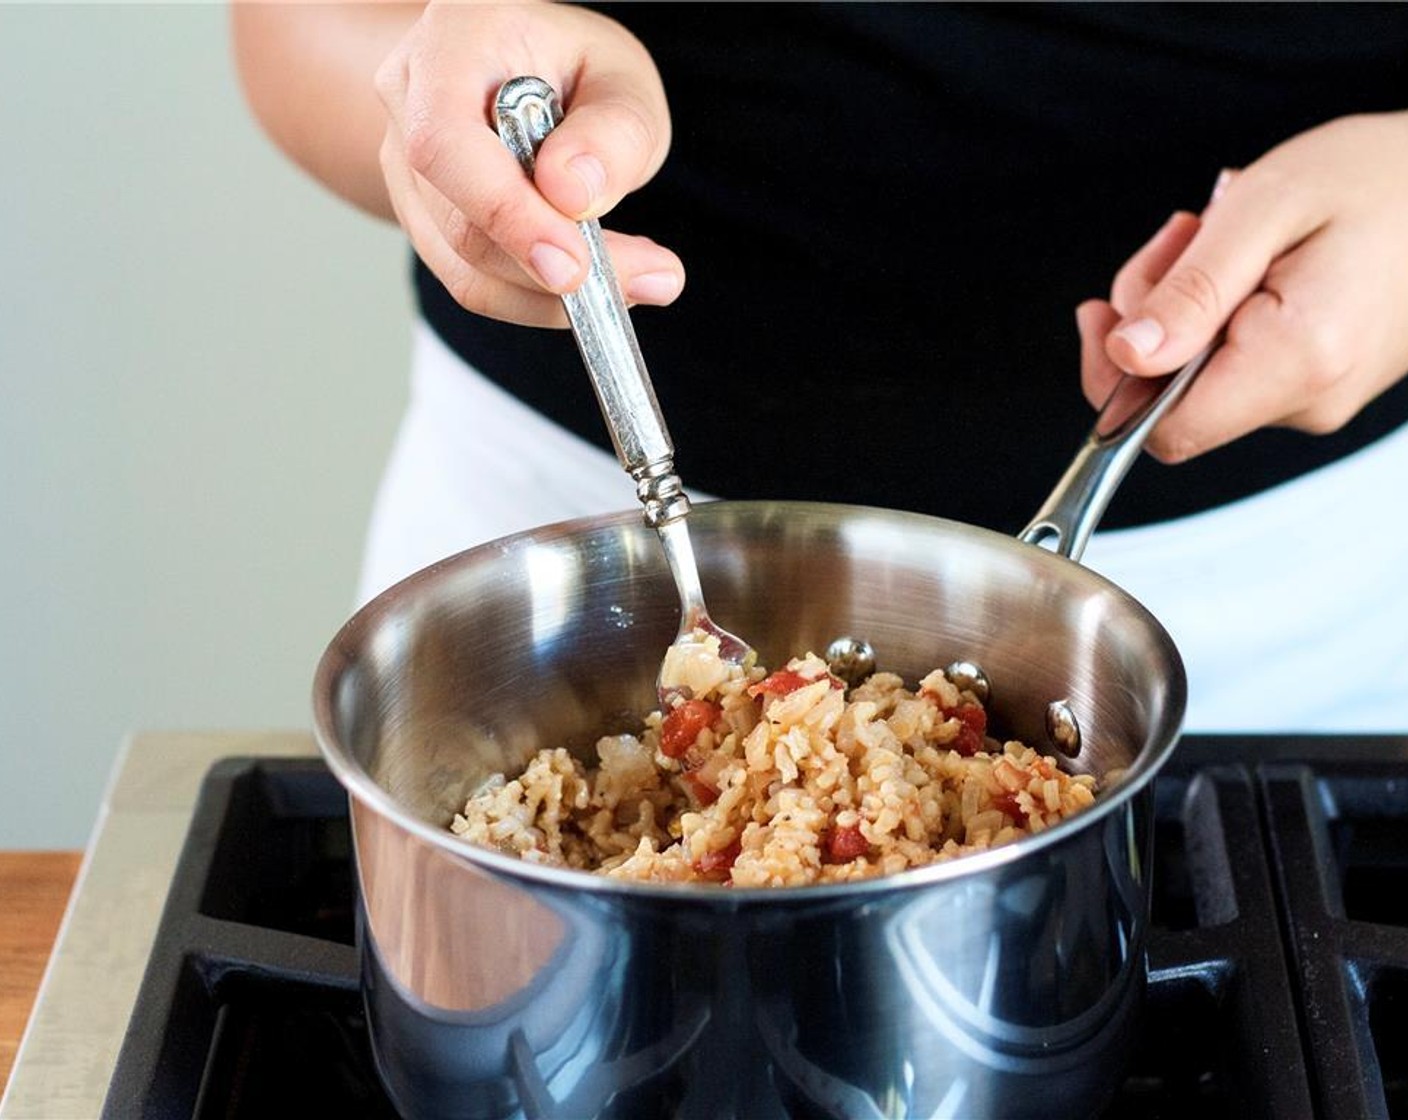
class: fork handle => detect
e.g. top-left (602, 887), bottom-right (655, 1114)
top-left (494, 76), bottom-right (689, 527)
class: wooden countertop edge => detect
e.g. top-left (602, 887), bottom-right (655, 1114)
top-left (0, 853), bottom-right (84, 1097)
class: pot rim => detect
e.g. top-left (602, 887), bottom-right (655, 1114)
top-left (312, 500), bottom-right (1186, 905)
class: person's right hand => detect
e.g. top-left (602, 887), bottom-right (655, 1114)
top-left (374, 1), bottom-right (685, 327)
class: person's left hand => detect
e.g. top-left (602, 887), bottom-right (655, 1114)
top-left (1077, 110), bottom-right (1408, 463)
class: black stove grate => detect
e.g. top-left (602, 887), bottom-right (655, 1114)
top-left (1257, 744), bottom-right (1408, 1120)
top-left (101, 737), bottom-right (1408, 1119)
top-left (1108, 758), bottom-right (1311, 1119)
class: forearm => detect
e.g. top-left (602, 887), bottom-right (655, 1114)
top-left (231, 1), bottom-right (425, 221)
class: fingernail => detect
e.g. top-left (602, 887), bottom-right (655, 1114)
top-left (1209, 168), bottom-right (1235, 205)
top-left (567, 153), bottom-right (607, 213)
top-left (528, 241), bottom-right (581, 290)
top-left (1113, 317), bottom-right (1165, 358)
top-left (625, 270), bottom-right (682, 304)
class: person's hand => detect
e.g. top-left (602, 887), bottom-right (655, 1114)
top-left (1077, 110), bottom-right (1408, 463)
top-left (374, 1), bottom-right (684, 327)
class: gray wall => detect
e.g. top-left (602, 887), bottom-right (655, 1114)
top-left (1, 5), bottom-right (412, 846)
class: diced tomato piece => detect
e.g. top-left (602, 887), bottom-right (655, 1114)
top-left (825, 824), bottom-right (869, 863)
top-left (696, 840), bottom-right (741, 879)
top-left (747, 669), bottom-right (810, 698)
top-left (660, 699), bottom-right (721, 758)
top-left (747, 669), bottom-right (844, 699)
top-left (943, 703), bottom-right (987, 757)
top-left (951, 725), bottom-right (983, 757)
top-left (952, 703), bottom-right (987, 736)
top-left (682, 770), bottom-right (720, 806)
top-left (992, 790), bottom-right (1028, 823)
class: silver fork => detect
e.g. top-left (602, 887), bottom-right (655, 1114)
top-left (494, 76), bottom-right (752, 705)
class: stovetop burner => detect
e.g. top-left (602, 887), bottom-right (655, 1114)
top-left (101, 737), bottom-right (1408, 1119)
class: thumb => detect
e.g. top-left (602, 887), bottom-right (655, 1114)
top-left (532, 68), bottom-right (672, 222)
top-left (1105, 170), bottom-right (1317, 376)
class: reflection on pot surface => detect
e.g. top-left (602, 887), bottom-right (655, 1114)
top-left (356, 788), bottom-right (1148, 1119)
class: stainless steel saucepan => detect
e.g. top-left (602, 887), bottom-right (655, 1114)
top-left (312, 337), bottom-right (1209, 1118)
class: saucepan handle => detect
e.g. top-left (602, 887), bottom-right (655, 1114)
top-left (1019, 343), bottom-right (1218, 562)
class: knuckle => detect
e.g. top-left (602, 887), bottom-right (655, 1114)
top-left (602, 96), bottom-right (661, 169)
top-left (1294, 387), bottom-right (1358, 435)
top-left (372, 54), bottom-right (403, 105)
top-left (1302, 357), bottom-right (1354, 405)
top-left (441, 206), bottom-right (481, 262)
top-left (443, 265), bottom-right (489, 315)
top-left (1160, 264), bottom-right (1224, 321)
top-left (376, 133), bottom-right (396, 176)
top-left (402, 118), bottom-right (449, 178)
top-left (1110, 262), bottom-right (1143, 316)
top-left (622, 101), bottom-right (660, 159)
top-left (1225, 293), bottom-right (1363, 439)
top-left (1296, 408), bottom-right (1353, 437)
top-left (474, 191), bottom-right (521, 247)
top-left (1299, 320), bottom-right (1353, 399)
top-left (1269, 295), bottom-right (1355, 406)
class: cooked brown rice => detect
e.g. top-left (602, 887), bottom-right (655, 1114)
top-left (450, 634), bottom-right (1098, 886)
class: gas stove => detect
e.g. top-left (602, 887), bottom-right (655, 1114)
top-left (10, 734), bottom-right (1408, 1119)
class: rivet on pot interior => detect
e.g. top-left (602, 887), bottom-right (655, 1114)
top-left (1047, 699), bottom-right (1082, 758)
top-left (825, 636), bottom-right (876, 686)
top-left (944, 660), bottom-right (990, 705)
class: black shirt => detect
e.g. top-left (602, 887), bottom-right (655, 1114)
top-left (415, 3), bottom-right (1408, 534)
